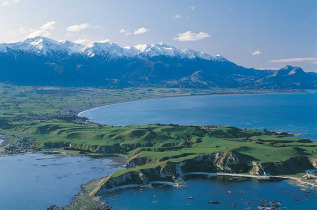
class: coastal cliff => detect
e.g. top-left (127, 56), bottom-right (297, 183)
top-left (94, 151), bottom-right (317, 195)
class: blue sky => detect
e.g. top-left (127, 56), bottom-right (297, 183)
top-left (0, 0), bottom-right (316, 72)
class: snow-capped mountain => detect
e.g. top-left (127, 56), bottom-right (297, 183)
top-left (59, 40), bottom-right (86, 55)
top-left (0, 36), bottom-right (226, 61)
top-left (133, 43), bottom-right (182, 58)
top-left (0, 36), bottom-right (315, 89)
top-left (82, 41), bottom-right (126, 58)
top-left (0, 37), bottom-right (85, 55)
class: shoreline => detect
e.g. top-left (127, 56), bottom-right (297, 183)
top-left (78, 89), bottom-right (306, 117)
top-left (95, 172), bottom-right (316, 196)
top-left (78, 89), bottom-right (315, 141)
top-left (182, 172), bottom-right (317, 189)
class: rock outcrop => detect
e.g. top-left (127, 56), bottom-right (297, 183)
top-left (95, 151), bottom-right (317, 195)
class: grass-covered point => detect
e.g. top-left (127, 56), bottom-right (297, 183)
top-left (3, 119), bottom-right (317, 168)
top-left (3, 118), bottom-right (317, 195)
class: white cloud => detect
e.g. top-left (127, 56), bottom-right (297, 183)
top-left (39, 21), bottom-right (56, 30)
top-left (133, 27), bottom-right (149, 35)
top-left (27, 29), bottom-right (50, 38)
top-left (252, 50), bottom-right (261, 56)
top-left (269, 58), bottom-right (317, 63)
top-left (0, 0), bottom-right (20, 7)
top-left (190, 6), bottom-right (196, 10)
top-left (120, 29), bottom-right (131, 36)
top-left (120, 27), bottom-right (150, 36)
top-left (95, 39), bottom-right (110, 43)
top-left (74, 38), bottom-right (110, 45)
top-left (26, 21), bottom-right (57, 38)
top-left (119, 29), bottom-right (126, 33)
top-left (67, 23), bottom-right (89, 32)
top-left (74, 39), bottom-right (93, 45)
top-left (173, 31), bottom-right (210, 41)
top-left (173, 14), bottom-right (181, 19)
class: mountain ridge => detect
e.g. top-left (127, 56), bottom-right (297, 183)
top-left (0, 37), bottom-right (316, 89)
top-left (0, 36), bottom-right (225, 61)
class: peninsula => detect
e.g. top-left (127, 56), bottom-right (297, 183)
top-left (0, 84), bottom-right (316, 209)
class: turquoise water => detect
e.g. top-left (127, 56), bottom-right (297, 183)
top-left (103, 178), bottom-right (317, 210)
top-left (0, 153), bottom-right (122, 210)
top-left (80, 92), bottom-right (317, 140)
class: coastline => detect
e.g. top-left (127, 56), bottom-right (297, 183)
top-left (78, 89), bottom-right (306, 117)
top-left (1, 88), bottom-right (315, 209)
top-left (78, 89), bottom-right (314, 141)
top-left (92, 172), bottom-right (316, 196)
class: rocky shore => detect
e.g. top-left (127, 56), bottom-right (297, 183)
top-left (94, 151), bottom-right (317, 196)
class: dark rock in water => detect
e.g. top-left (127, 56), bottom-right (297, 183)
top-left (299, 188), bottom-right (310, 193)
top-left (270, 200), bottom-right (282, 204)
top-left (47, 205), bottom-right (59, 210)
top-left (258, 203), bottom-right (281, 210)
top-left (258, 204), bottom-right (271, 209)
top-left (271, 204), bottom-right (280, 209)
top-left (207, 201), bottom-right (221, 204)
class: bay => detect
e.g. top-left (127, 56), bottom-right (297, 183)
top-left (80, 92), bottom-right (317, 140)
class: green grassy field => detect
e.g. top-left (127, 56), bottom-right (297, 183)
top-left (1, 84), bottom-right (263, 118)
top-left (3, 119), bottom-right (317, 163)
top-left (0, 83), bottom-right (298, 119)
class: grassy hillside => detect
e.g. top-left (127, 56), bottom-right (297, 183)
top-left (3, 119), bottom-right (317, 163)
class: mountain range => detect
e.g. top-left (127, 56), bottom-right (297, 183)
top-left (0, 36), bottom-right (316, 89)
